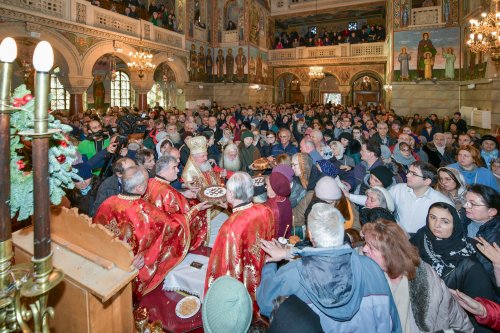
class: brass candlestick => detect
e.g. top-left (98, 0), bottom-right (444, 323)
top-left (0, 38), bottom-right (64, 333)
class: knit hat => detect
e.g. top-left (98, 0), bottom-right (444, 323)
top-left (202, 276), bottom-right (252, 333)
top-left (380, 144), bottom-right (392, 160)
top-left (270, 172), bottom-right (291, 197)
top-left (481, 134), bottom-right (499, 149)
top-left (314, 176), bottom-right (342, 201)
top-left (370, 165), bottom-right (393, 188)
top-left (252, 176), bottom-right (267, 197)
top-left (272, 165), bottom-right (294, 182)
top-left (317, 160), bottom-right (340, 178)
top-left (73, 163), bottom-right (92, 181)
top-left (241, 130), bottom-right (254, 141)
top-left (371, 186), bottom-right (395, 212)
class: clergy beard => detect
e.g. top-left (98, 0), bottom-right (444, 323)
top-left (169, 132), bottom-right (181, 145)
top-left (223, 156), bottom-right (241, 172)
top-left (199, 161), bottom-right (212, 172)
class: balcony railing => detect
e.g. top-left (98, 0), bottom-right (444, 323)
top-left (269, 42), bottom-right (386, 61)
top-left (2, 0), bottom-right (185, 50)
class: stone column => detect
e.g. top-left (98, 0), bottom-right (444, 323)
top-left (69, 93), bottom-right (83, 116)
top-left (338, 85), bottom-right (351, 106)
top-left (130, 72), bottom-right (155, 111)
top-left (60, 76), bottom-right (94, 116)
top-left (299, 85), bottom-right (311, 104)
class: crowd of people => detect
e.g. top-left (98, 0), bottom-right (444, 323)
top-left (87, 0), bottom-right (179, 32)
top-left (57, 101), bottom-right (500, 332)
top-left (273, 24), bottom-right (386, 49)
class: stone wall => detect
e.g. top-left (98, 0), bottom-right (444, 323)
top-left (460, 79), bottom-right (500, 133)
top-left (390, 81), bottom-right (459, 117)
top-left (183, 82), bottom-right (273, 108)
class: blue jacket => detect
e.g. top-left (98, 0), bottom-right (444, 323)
top-left (272, 142), bottom-right (298, 157)
top-left (257, 246), bottom-right (402, 333)
top-left (448, 163), bottom-right (499, 191)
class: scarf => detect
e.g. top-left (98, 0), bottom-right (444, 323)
top-left (392, 144), bottom-right (416, 166)
top-left (411, 202), bottom-right (476, 278)
top-left (481, 148), bottom-right (499, 166)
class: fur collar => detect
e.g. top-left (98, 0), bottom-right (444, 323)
top-left (409, 264), bottom-right (430, 332)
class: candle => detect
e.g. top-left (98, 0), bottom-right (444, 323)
top-left (0, 37), bottom-right (17, 242)
top-left (32, 40), bottom-right (54, 259)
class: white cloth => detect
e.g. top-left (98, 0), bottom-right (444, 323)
top-left (389, 184), bottom-right (453, 234)
top-left (208, 211), bottom-right (229, 248)
top-left (162, 253), bottom-right (209, 301)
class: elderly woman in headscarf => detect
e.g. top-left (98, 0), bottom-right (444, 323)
top-left (291, 153), bottom-right (324, 235)
top-left (411, 202), bottom-right (497, 332)
top-left (265, 172), bottom-right (292, 239)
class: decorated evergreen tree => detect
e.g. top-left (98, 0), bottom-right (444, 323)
top-left (9, 84), bottom-right (79, 221)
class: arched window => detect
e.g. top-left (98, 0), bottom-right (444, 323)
top-left (147, 83), bottom-right (165, 108)
top-left (111, 71), bottom-right (130, 107)
top-left (50, 67), bottom-right (69, 111)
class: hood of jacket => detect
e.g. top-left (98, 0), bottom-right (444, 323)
top-left (294, 246), bottom-right (363, 320)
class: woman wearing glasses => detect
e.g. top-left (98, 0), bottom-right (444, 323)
top-left (260, 131), bottom-right (277, 158)
top-left (460, 184), bottom-right (500, 284)
top-left (448, 145), bottom-right (499, 192)
top-left (435, 167), bottom-right (467, 211)
top-left (411, 202), bottom-right (497, 332)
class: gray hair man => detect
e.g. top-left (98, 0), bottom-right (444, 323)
top-left (257, 203), bottom-right (401, 332)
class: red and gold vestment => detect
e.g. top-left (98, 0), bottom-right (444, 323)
top-left (204, 203), bottom-right (275, 317)
top-left (93, 194), bottom-right (188, 299)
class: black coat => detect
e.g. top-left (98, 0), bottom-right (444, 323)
top-left (460, 211), bottom-right (500, 285)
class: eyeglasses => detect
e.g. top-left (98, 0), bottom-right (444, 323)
top-left (266, 136), bottom-right (275, 139)
top-left (279, 135), bottom-right (289, 138)
top-left (464, 201), bottom-right (487, 208)
top-left (291, 163), bottom-right (299, 167)
top-left (406, 170), bottom-right (425, 178)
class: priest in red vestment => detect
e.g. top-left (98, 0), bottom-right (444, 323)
top-left (205, 172), bottom-right (275, 318)
top-left (94, 166), bottom-right (188, 300)
top-left (144, 155), bottom-right (211, 251)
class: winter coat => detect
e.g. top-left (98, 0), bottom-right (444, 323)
top-left (257, 246), bottom-right (402, 333)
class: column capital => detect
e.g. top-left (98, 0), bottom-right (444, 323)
top-left (59, 75), bottom-right (94, 94)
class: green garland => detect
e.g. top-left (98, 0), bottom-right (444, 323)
top-left (10, 85), bottom-right (79, 221)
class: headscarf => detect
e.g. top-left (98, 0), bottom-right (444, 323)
top-left (410, 202), bottom-right (476, 278)
top-left (392, 143), bottom-right (416, 166)
top-left (329, 140), bottom-right (344, 160)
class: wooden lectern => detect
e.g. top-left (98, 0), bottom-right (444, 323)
top-left (12, 207), bottom-right (138, 332)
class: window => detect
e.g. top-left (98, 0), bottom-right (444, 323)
top-left (50, 67), bottom-right (69, 111)
top-left (111, 71), bottom-right (130, 107)
top-left (348, 22), bottom-right (358, 31)
top-left (147, 83), bottom-right (165, 108)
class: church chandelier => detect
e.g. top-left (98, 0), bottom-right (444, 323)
top-left (309, 66), bottom-right (325, 79)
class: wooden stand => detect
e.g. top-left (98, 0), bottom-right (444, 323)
top-left (12, 207), bottom-right (138, 333)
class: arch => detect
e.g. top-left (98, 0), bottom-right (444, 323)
top-left (273, 71), bottom-right (300, 86)
top-left (81, 41), bottom-right (137, 78)
top-left (153, 53), bottom-right (189, 87)
top-left (0, 22), bottom-right (80, 76)
top-left (306, 71), bottom-right (341, 87)
top-left (349, 70), bottom-right (384, 87)
top-left (224, 0), bottom-right (239, 29)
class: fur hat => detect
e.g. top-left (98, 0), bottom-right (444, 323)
top-left (202, 276), bottom-right (252, 333)
top-left (187, 135), bottom-right (207, 155)
top-left (314, 176), bottom-right (342, 201)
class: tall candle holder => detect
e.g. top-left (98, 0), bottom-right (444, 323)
top-left (0, 38), bottom-right (63, 332)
